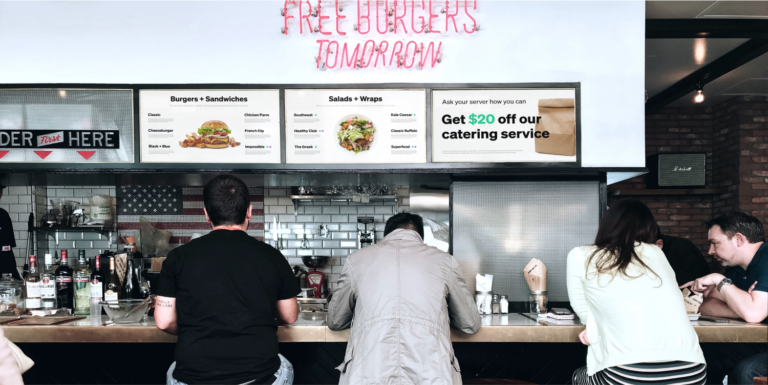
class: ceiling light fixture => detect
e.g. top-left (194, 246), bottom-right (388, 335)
top-left (694, 83), bottom-right (705, 104)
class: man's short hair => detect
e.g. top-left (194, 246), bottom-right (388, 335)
top-left (203, 175), bottom-right (250, 226)
top-left (706, 211), bottom-right (765, 243)
top-left (384, 212), bottom-right (424, 239)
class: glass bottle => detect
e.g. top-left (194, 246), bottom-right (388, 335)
top-left (90, 256), bottom-right (104, 317)
top-left (104, 256), bottom-right (122, 302)
top-left (24, 255), bottom-right (41, 311)
top-left (73, 250), bottom-right (91, 315)
top-left (55, 250), bottom-right (74, 310)
top-left (491, 294), bottom-right (501, 314)
top-left (500, 295), bottom-right (509, 314)
top-left (122, 251), bottom-right (140, 299)
top-left (530, 290), bottom-right (548, 317)
top-left (40, 253), bottom-right (58, 310)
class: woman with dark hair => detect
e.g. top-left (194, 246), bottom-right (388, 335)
top-left (567, 199), bottom-right (706, 385)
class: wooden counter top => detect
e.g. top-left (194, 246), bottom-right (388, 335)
top-left (3, 314), bottom-right (766, 344)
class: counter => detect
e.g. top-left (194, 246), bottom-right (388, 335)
top-left (3, 314), bottom-right (766, 344)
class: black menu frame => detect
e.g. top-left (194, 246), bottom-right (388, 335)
top-left (0, 82), bottom-right (604, 174)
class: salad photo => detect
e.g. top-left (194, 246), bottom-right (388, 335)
top-left (337, 115), bottom-right (376, 154)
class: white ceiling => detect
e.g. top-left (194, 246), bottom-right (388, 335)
top-left (646, 1), bottom-right (768, 107)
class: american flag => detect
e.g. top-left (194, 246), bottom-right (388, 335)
top-left (116, 186), bottom-right (264, 247)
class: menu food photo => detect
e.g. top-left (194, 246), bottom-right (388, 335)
top-left (139, 90), bottom-right (280, 163)
top-left (284, 89), bottom-right (427, 164)
top-left (432, 89), bottom-right (578, 163)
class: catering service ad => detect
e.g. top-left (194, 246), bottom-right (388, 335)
top-left (432, 89), bottom-right (578, 163)
top-left (285, 89), bottom-right (427, 164)
top-left (139, 90), bottom-right (280, 163)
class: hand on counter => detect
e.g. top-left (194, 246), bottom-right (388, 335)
top-left (578, 330), bottom-right (589, 346)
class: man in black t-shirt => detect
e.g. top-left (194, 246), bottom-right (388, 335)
top-left (681, 212), bottom-right (767, 384)
top-left (156, 175), bottom-right (300, 385)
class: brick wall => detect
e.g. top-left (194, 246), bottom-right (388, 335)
top-left (610, 96), bottom-right (768, 267)
top-left (734, 96), bottom-right (768, 230)
top-left (610, 106), bottom-right (715, 259)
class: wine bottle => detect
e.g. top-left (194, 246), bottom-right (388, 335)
top-left (104, 256), bottom-right (122, 302)
top-left (90, 256), bottom-right (104, 301)
top-left (24, 255), bottom-right (41, 310)
top-left (40, 254), bottom-right (58, 310)
top-left (122, 251), bottom-right (140, 299)
top-left (73, 250), bottom-right (91, 315)
top-left (55, 250), bottom-right (74, 310)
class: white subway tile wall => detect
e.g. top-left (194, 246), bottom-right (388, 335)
top-left (42, 186), bottom-right (119, 262)
top-left (264, 187), bottom-right (410, 291)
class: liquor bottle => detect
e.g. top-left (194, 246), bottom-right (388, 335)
top-left (104, 256), bottom-right (122, 302)
top-left (55, 250), bottom-right (74, 310)
top-left (40, 253), bottom-right (58, 310)
top-left (24, 255), bottom-right (41, 310)
top-left (90, 256), bottom-right (104, 317)
top-left (73, 250), bottom-right (91, 315)
top-left (122, 251), bottom-right (140, 299)
top-left (90, 257), bottom-right (104, 299)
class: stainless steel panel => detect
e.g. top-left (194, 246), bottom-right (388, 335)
top-left (452, 181), bottom-right (599, 301)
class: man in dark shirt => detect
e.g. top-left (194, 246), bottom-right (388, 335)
top-left (653, 230), bottom-right (711, 286)
top-left (0, 184), bottom-right (21, 280)
top-left (156, 175), bottom-right (300, 385)
top-left (681, 212), bottom-right (767, 384)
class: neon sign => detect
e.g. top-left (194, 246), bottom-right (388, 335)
top-left (281, 0), bottom-right (479, 70)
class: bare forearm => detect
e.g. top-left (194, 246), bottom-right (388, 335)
top-left (700, 297), bottom-right (740, 318)
top-left (720, 286), bottom-right (768, 323)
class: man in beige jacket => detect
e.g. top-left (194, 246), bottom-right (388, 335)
top-left (328, 213), bottom-right (481, 385)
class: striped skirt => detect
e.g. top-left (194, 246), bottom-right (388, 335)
top-left (572, 361), bottom-right (707, 385)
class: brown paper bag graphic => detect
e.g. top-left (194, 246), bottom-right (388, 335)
top-left (535, 98), bottom-right (576, 156)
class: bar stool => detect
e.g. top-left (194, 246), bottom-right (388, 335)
top-left (464, 379), bottom-right (537, 385)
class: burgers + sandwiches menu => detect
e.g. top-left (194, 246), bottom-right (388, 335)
top-left (285, 89), bottom-right (427, 164)
top-left (139, 90), bottom-right (280, 163)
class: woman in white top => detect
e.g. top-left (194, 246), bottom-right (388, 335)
top-left (567, 199), bottom-right (707, 385)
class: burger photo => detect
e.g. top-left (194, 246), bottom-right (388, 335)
top-left (198, 120), bottom-right (232, 149)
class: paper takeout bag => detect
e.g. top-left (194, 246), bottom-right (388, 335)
top-left (523, 258), bottom-right (547, 292)
top-left (535, 98), bottom-right (576, 156)
top-left (682, 288), bottom-right (703, 315)
top-left (151, 257), bottom-right (167, 272)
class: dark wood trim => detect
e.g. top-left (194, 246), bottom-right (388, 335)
top-left (645, 38), bottom-right (768, 114)
top-left (646, 19), bottom-right (768, 39)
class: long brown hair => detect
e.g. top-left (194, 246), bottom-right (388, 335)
top-left (587, 199), bottom-right (661, 281)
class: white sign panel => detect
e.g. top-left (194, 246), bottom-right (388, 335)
top-left (285, 89), bottom-right (427, 164)
top-left (432, 89), bottom-right (578, 163)
top-left (140, 90), bottom-right (280, 163)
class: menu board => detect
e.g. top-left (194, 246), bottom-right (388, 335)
top-left (432, 89), bottom-right (578, 163)
top-left (140, 90), bottom-right (280, 163)
top-left (285, 89), bottom-right (427, 164)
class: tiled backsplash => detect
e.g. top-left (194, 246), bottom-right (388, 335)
top-left (4, 184), bottom-right (403, 289)
top-left (263, 187), bottom-right (410, 290)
